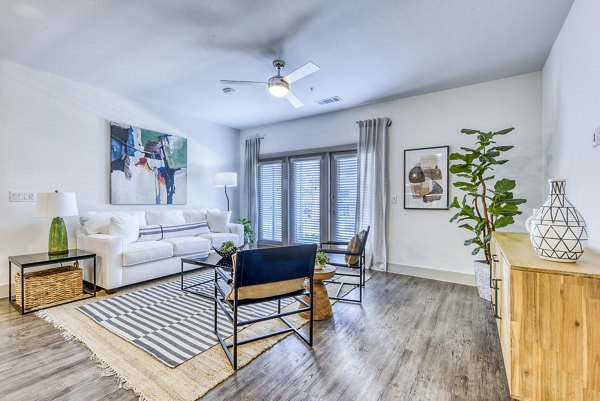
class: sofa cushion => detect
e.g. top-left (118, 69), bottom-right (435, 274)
top-left (138, 222), bottom-right (210, 241)
top-left (80, 211), bottom-right (146, 234)
top-left (207, 210), bottom-right (231, 233)
top-left (198, 232), bottom-right (240, 248)
top-left (145, 210), bottom-right (186, 226)
top-left (122, 241), bottom-right (173, 266)
top-left (162, 236), bottom-right (211, 256)
top-left (183, 209), bottom-right (207, 223)
top-left (108, 214), bottom-right (140, 245)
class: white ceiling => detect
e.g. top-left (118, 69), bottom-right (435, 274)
top-left (0, 0), bottom-right (572, 130)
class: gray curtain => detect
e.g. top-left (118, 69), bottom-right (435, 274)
top-left (242, 137), bottom-right (261, 237)
top-left (357, 118), bottom-right (390, 271)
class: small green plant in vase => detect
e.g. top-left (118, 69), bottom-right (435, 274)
top-left (237, 218), bottom-right (255, 245)
top-left (315, 251), bottom-right (329, 271)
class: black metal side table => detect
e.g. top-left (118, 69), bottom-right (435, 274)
top-left (8, 249), bottom-right (97, 314)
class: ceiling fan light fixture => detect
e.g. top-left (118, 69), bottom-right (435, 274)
top-left (269, 84), bottom-right (289, 97)
top-left (268, 76), bottom-right (289, 97)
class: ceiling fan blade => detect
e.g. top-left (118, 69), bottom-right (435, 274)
top-left (285, 91), bottom-right (304, 108)
top-left (220, 80), bottom-right (267, 86)
top-left (283, 61), bottom-right (320, 83)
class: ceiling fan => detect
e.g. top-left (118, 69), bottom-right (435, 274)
top-left (220, 59), bottom-right (320, 108)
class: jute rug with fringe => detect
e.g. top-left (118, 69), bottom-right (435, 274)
top-left (37, 268), bottom-right (365, 401)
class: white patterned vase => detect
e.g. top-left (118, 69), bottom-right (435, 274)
top-left (526, 178), bottom-right (587, 262)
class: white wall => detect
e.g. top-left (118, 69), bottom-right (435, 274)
top-left (0, 60), bottom-right (239, 294)
top-left (542, 0), bottom-right (600, 251)
top-left (241, 72), bottom-right (542, 284)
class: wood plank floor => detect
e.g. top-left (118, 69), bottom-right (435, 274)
top-left (0, 272), bottom-right (510, 401)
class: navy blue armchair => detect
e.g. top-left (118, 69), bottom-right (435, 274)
top-left (214, 244), bottom-right (317, 370)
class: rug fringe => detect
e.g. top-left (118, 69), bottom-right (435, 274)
top-left (35, 310), bottom-right (150, 401)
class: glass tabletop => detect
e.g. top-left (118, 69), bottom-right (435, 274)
top-left (181, 252), bottom-right (233, 268)
top-left (9, 249), bottom-right (96, 267)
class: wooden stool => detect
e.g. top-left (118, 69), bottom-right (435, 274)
top-left (301, 265), bottom-right (336, 321)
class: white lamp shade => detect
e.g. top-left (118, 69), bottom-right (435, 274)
top-left (214, 172), bottom-right (238, 187)
top-left (35, 192), bottom-right (79, 218)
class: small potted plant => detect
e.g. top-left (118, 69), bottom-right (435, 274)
top-left (237, 218), bottom-right (255, 245)
top-left (315, 251), bottom-right (329, 271)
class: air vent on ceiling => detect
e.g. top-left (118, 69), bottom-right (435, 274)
top-left (316, 96), bottom-right (342, 106)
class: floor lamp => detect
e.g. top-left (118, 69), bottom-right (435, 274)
top-left (214, 172), bottom-right (237, 211)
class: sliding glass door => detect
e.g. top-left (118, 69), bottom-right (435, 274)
top-left (290, 156), bottom-right (324, 244)
top-left (257, 149), bottom-right (357, 246)
top-left (330, 152), bottom-right (358, 242)
top-left (257, 160), bottom-right (284, 244)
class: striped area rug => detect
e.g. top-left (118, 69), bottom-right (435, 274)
top-left (77, 271), bottom-right (293, 368)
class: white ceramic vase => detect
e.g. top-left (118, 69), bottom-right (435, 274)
top-left (526, 178), bottom-right (587, 262)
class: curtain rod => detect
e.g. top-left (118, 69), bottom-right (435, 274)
top-left (355, 120), bottom-right (392, 126)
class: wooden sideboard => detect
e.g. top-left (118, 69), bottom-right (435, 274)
top-left (491, 232), bottom-right (600, 401)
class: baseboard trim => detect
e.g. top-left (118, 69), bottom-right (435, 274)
top-left (387, 263), bottom-right (476, 286)
top-left (0, 283), bottom-right (11, 299)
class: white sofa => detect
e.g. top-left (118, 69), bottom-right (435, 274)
top-left (77, 208), bottom-right (243, 291)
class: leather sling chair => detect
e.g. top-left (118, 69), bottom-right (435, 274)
top-left (213, 244), bottom-right (317, 370)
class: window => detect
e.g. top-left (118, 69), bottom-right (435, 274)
top-left (257, 149), bottom-right (357, 245)
top-left (290, 156), bottom-right (322, 244)
top-left (258, 161), bottom-right (283, 243)
top-left (331, 153), bottom-right (358, 242)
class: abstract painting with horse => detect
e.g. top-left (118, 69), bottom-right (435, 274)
top-left (110, 122), bottom-right (187, 204)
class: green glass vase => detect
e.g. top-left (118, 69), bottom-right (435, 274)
top-left (48, 217), bottom-right (68, 255)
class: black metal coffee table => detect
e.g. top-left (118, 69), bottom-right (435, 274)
top-left (180, 252), bottom-right (233, 299)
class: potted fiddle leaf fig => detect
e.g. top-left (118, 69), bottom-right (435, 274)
top-left (448, 127), bottom-right (526, 300)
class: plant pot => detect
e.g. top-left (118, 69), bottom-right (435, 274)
top-left (473, 260), bottom-right (491, 301)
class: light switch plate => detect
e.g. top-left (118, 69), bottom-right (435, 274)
top-left (594, 125), bottom-right (600, 148)
top-left (391, 195), bottom-right (398, 204)
top-left (9, 191), bottom-right (36, 202)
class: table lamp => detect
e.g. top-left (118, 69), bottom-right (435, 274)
top-left (35, 191), bottom-right (79, 255)
top-left (214, 172), bottom-right (237, 211)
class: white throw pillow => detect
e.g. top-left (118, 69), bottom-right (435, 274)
top-left (80, 212), bottom-right (111, 235)
top-left (207, 211), bottom-right (231, 233)
top-left (80, 211), bottom-right (146, 234)
top-left (108, 214), bottom-right (140, 245)
top-left (146, 210), bottom-right (186, 226)
top-left (138, 222), bottom-right (210, 241)
top-left (183, 209), bottom-right (208, 223)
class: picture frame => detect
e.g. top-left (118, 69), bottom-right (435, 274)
top-left (404, 145), bottom-right (449, 210)
top-left (110, 122), bottom-right (188, 205)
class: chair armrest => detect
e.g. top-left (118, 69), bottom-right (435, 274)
top-left (321, 240), bottom-right (349, 245)
top-left (228, 223), bottom-right (245, 247)
top-left (320, 248), bottom-right (354, 256)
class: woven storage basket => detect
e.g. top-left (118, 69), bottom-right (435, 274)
top-left (15, 265), bottom-right (82, 309)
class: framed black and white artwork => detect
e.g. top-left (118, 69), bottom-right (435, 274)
top-left (404, 146), bottom-right (449, 210)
